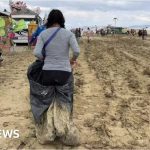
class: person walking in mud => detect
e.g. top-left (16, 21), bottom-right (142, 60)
top-left (79, 28), bottom-right (81, 37)
top-left (0, 48), bottom-right (3, 66)
top-left (28, 9), bottom-right (80, 145)
top-left (29, 21), bottom-right (46, 46)
top-left (142, 29), bottom-right (147, 40)
top-left (75, 28), bottom-right (80, 43)
top-left (7, 26), bottom-right (15, 52)
top-left (87, 27), bottom-right (91, 43)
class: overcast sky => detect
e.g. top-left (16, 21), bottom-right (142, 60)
top-left (0, 0), bottom-right (150, 28)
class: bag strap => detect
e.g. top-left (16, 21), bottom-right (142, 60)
top-left (42, 28), bottom-right (61, 57)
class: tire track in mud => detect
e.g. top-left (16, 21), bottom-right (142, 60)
top-left (83, 37), bottom-right (150, 149)
top-left (73, 43), bottom-right (109, 149)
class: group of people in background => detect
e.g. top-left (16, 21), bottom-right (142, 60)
top-left (138, 29), bottom-right (147, 40)
top-left (0, 23), bottom-right (148, 67)
top-left (75, 28), bottom-right (81, 42)
top-left (71, 27), bottom-right (92, 43)
top-left (70, 28), bottom-right (82, 43)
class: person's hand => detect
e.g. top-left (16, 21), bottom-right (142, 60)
top-left (70, 59), bottom-right (78, 68)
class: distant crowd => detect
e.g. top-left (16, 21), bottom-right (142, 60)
top-left (71, 27), bottom-right (149, 42)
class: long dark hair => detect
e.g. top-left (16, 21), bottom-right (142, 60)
top-left (46, 9), bottom-right (65, 28)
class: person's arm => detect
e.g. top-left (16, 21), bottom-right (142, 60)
top-left (69, 33), bottom-right (80, 63)
top-left (33, 34), bottom-right (44, 60)
top-left (29, 27), bottom-right (40, 45)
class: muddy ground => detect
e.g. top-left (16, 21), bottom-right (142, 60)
top-left (0, 36), bottom-right (149, 149)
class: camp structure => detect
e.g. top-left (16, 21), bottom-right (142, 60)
top-left (11, 8), bottom-right (41, 44)
top-left (9, 0), bottom-right (42, 44)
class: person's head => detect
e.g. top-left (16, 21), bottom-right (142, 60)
top-left (46, 9), bottom-right (65, 28)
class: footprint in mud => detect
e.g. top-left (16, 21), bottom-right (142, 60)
top-left (75, 78), bottom-right (84, 88)
top-left (147, 85), bottom-right (150, 94)
top-left (0, 108), bottom-right (11, 112)
top-left (104, 87), bottom-right (114, 98)
top-left (83, 117), bottom-right (95, 128)
top-left (11, 86), bottom-right (16, 89)
top-left (17, 141), bottom-right (26, 150)
top-left (3, 122), bottom-right (9, 127)
top-left (128, 79), bottom-right (140, 89)
top-left (143, 67), bottom-right (150, 76)
top-left (0, 80), bottom-right (5, 84)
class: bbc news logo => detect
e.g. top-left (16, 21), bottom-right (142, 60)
top-left (0, 130), bottom-right (20, 138)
